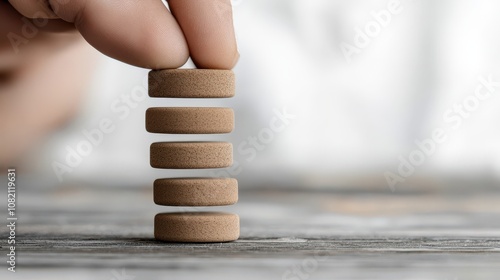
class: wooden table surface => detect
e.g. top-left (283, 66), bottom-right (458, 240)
top-left (1, 184), bottom-right (499, 279)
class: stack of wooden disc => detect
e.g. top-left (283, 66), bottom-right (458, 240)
top-left (147, 69), bottom-right (239, 242)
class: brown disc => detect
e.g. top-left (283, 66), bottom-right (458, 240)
top-left (154, 212), bottom-right (240, 242)
top-left (154, 178), bottom-right (238, 206)
top-left (146, 107), bottom-right (234, 134)
top-left (150, 142), bottom-right (232, 169)
top-left (149, 69), bottom-right (235, 98)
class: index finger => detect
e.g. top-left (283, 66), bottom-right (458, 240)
top-left (167, 0), bottom-right (239, 70)
top-left (8, 0), bottom-right (190, 69)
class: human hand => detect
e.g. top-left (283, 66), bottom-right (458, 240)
top-left (0, 0), bottom-right (238, 167)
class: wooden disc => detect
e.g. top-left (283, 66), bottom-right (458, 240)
top-left (149, 69), bottom-right (235, 98)
top-left (154, 212), bottom-right (240, 242)
top-left (150, 142), bottom-right (232, 169)
top-left (146, 107), bottom-right (234, 134)
top-left (154, 178), bottom-right (238, 206)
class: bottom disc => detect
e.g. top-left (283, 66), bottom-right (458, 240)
top-left (154, 212), bottom-right (240, 243)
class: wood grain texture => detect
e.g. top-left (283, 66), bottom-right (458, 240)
top-left (1, 186), bottom-right (499, 279)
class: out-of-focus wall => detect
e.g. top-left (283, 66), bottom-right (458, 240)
top-left (29, 0), bottom-right (500, 190)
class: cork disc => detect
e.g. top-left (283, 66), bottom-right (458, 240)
top-left (155, 212), bottom-right (240, 242)
top-left (149, 69), bottom-right (235, 98)
top-left (154, 178), bottom-right (238, 206)
top-left (150, 142), bottom-right (232, 169)
top-left (146, 107), bottom-right (234, 134)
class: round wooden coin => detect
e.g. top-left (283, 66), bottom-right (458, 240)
top-left (146, 107), bottom-right (234, 134)
top-left (150, 142), bottom-right (233, 169)
top-left (149, 69), bottom-right (235, 98)
top-left (154, 212), bottom-right (240, 242)
top-left (154, 178), bottom-right (238, 206)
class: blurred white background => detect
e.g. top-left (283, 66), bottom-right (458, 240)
top-left (28, 0), bottom-right (500, 190)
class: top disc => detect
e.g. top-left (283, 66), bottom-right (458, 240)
top-left (149, 69), bottom-right (235, 98)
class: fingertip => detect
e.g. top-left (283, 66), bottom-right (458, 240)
top-left (154, 53), bottom-right (190, 70)
top-left (8, 0), bottom-right (59, 19)
top-left (168, 0), bottom-right (238, 70)
top-left (192, 49), bottom-right (239, 70)
top-left (143, 32), bottom-right (190, 70)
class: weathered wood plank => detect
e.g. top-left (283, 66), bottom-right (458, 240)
top-left (1, 187), bottom-right (499, 279)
